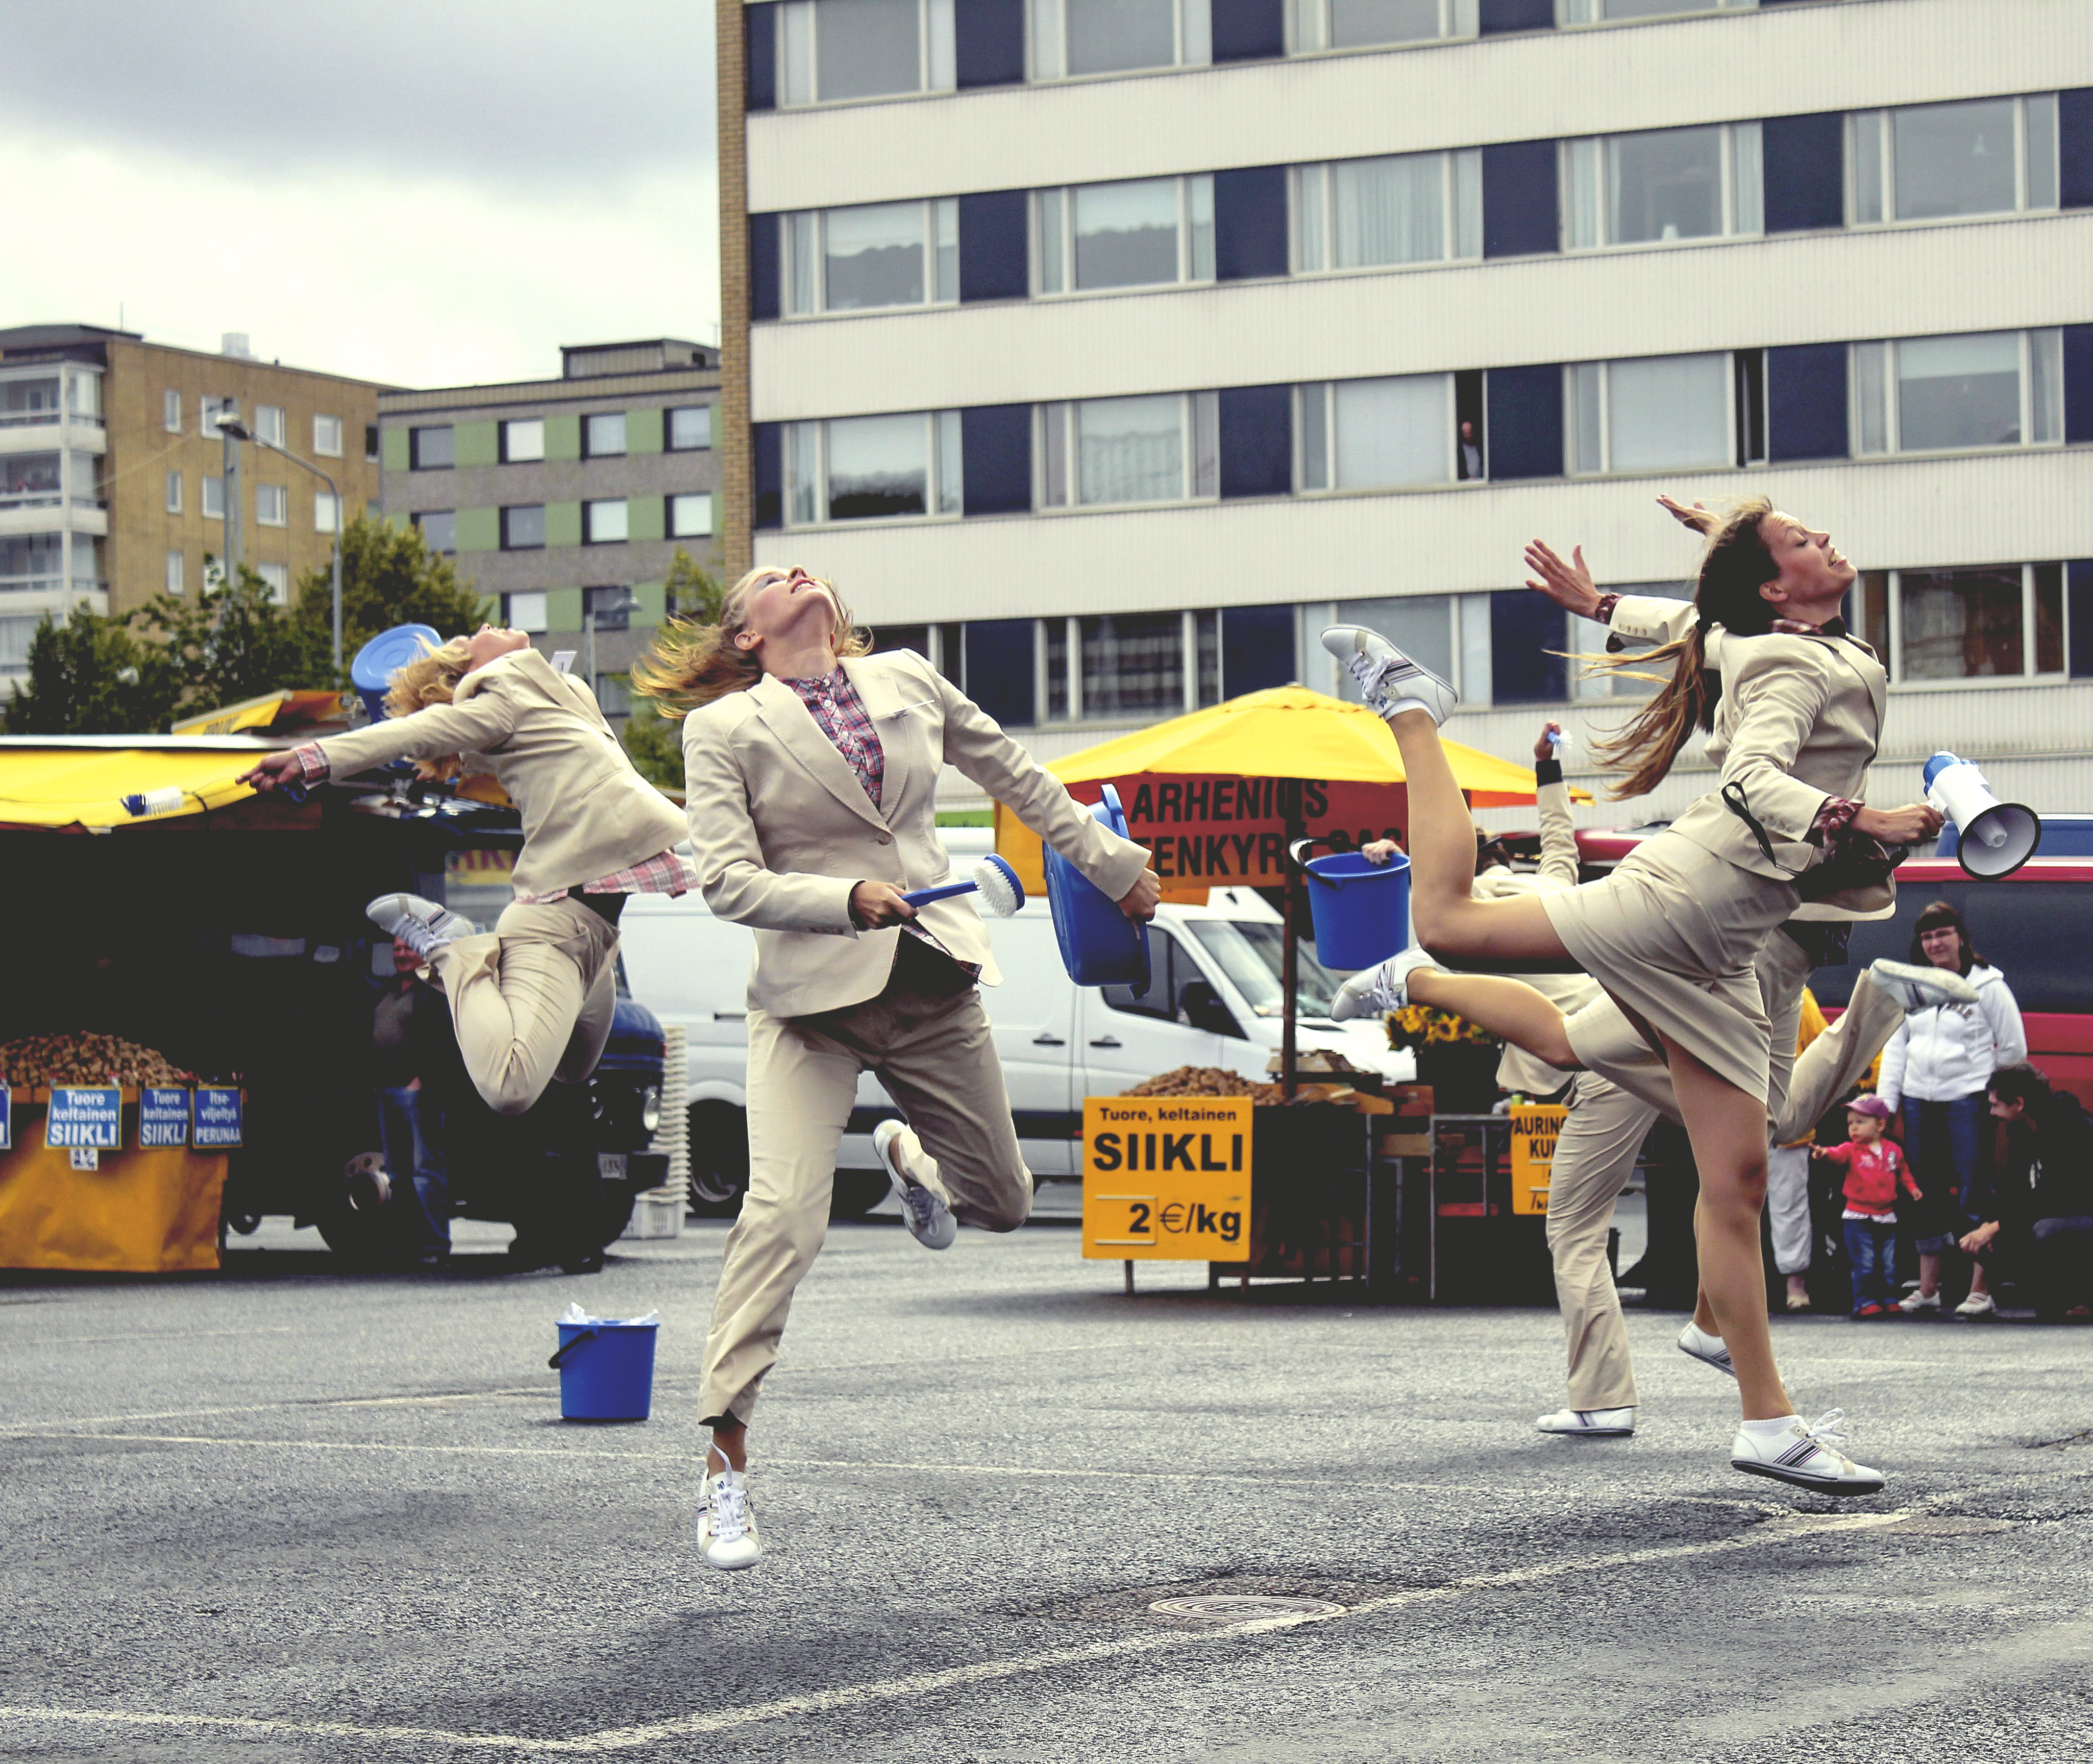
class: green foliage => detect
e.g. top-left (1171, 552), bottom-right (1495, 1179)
top-left (288, 515), bottom-right (493, 677)
top-left (934, 809), bottom-right (994, 827)
top-left (663, 547), bottom-right (725, 624)
top-left (0, 604), bottom-right (183, 734)
top-left (620, 693), bottom-right (685, 791)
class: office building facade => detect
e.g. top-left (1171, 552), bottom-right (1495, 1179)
top-left (0, 324), bottom-right (383, 680)
top-left (719, 0), bottom-right (2093, 818)
top-left (377, 340), bottom-right (723, 716)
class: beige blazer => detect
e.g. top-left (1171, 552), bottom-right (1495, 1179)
top-left (682, 650), bottom-right (1150, 1019)
top-left (315, 647), bottom-right (687, 899)
top-left (1607, 594), bottom-right (1890, 915)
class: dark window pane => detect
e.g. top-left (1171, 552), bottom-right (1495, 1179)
top-left (1218, 384), bottom-right (1291, 500)
top-left (1899, 568), bottom-right (2024, 680)
top-left (754, 423), bottom-right (783, 530)
top-left (955, 0), bottom-right (1026, 86)
top-left (961, 403), bottom-right (1032, 516)
top-left (1762, 111), bottom-right (1844, 233)
top-left (964, 619), bottom-right (1036, 726)
top-left (1214, 165), bottom-right (1288, 281)
top-left (1483, 363), bottom-right (1563, 480)
top-left (2071, 559), bottom-right (2093, 678)
top-left (2036, 562), bottom-right (2065, 674)
top-left (871, 621), bottom-right (931, 657)
top-left (1490, 590), bottom-right (1566, 704)
top-left (1479, 0), bottom-right (1553, 30)
top-left (750, 213), bottom-right (781, 321)
top-left (1816, 884), bottom-right (2093, 1016)
top-left (1482, 139), bottom-right (1558, 259)
top-left (2062, 324), bottom-right (2093, 444)
top-left (1767, 342), bottom-right (1849, 462)
top-left (1221, 604), bottom-right (1295, 696)
top-left (746, 2), bottom-right (779, 109)
top-left (1081, 612), bottom-right (1183, 718)
top-left (2062, 87), bottom-right (2093, 210)
top-left (1210, 0), bottom-right (1284, 62)
top-left (1105, 928), bottom-right (1186, 1020)
top-left (957, 190), bottom-right (1029, 302)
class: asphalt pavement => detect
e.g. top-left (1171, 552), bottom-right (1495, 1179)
top-left (4, 1201), bottom-right (2091, 1763)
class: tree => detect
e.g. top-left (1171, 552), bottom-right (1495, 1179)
top-left (0, 604), bottom-right (182, 734)
top-left (663, 546), bottom-right (725, 624)
top-left (288, 515), bottom-right (492, 678)
top-left (616, 549), bottom-right (724, 791)
top-left (137, 569), bottom-right (330, 710)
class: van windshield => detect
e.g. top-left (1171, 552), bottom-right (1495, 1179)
top-left (1188, 920), bottom-right (1341, 1020)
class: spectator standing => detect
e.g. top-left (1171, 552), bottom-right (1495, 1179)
top-left (1879, 902), bottom-right (2026, 1317)
top-left (370, 935), bottom-right (467, 1266)
top-left (1457, 419), bottom-right (1485, 482)
top-left (1817, 1096), bottom-right (1919, 1317)
top-left (1961, 1064), bottom-right (2093, 1322)
top-left (1767, 988), bottom-right (1829, 1312)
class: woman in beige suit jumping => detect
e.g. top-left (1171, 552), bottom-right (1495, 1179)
top-left (633, 566), bottom-right (1158, 1571)
top-left (1324, 499), bottom-right (1941, 1494)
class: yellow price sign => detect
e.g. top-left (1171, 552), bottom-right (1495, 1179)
top-left (1081, 1095), bottom-right (1251, 1260)
top-left (1510, 1104), bottom-right (1567, 1215)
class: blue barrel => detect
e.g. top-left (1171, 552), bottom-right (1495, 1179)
top-left (350, 623), bottom-right (442, 725)
top-left (1045, 783), bottom-right (1151, 988)
top-left (1302, 850), bottom-right (1411, 972)
top-left (549, 1319), bottom-right (659, 1423)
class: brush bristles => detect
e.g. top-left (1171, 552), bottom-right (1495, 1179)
top-left (969, 855), bottom-right (1024, 918)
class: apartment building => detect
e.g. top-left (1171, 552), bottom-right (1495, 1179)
top-left (0, 323), bottom-right (384, 679)
top-left (377, 340), bottom-right (723, 715)
top-left (720, 0), bottom-right (2093, 817)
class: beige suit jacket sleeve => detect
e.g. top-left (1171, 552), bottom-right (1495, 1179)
top-left (315, 684), bottom-right (518, 775)
top-left (1716, 639), bottom-right (1835, 846)
top-left (929, 668), bottom-right (1150, 899)
top-left (1607, 595), bottom-right (1697, 647)
top-left (681, 707), bottom-right (860, 937)
top-left (1534, 779), bottom-right (1580, 893)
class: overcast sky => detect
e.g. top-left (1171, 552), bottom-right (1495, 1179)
top-left (0, 0), bottom-right (719, 390)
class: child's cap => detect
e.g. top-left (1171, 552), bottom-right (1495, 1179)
top-left (1846, 1095), bottom-right (1892, 1120)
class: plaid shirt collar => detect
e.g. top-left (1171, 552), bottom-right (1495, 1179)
top-left (786, 665), bottom-right (883, 808)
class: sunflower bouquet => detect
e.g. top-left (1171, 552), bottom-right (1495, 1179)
top-left (1384, 1003), bottom-right (1498, 1051)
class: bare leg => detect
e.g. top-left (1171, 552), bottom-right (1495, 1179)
top-left (1967, 1261), bottom-right (1991, 1297)
top-left (1916, 1251), bottom-right (1940, 1299)
top-left (709, 1424), bottom-right (747, 1473)
top-left (1665, 1034), bottom-right (1793, 1421)
top-left (1408, 967), bottom-right (1580, 1069)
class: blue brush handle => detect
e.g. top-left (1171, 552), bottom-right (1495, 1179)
top-left (901, 880), bottom-right (977, 907)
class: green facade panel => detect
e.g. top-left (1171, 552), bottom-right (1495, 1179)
top-left (711, 490), bottom-right (724, 538)
top-left (627, 495), bottom-right (665, 543)
top-left (709, 401), bottom-right (721, 449)
top-left (453, 420), bottom-right (499, 467)
top-left (454, 506), bottom-right (500, 552)
top-left (630, 581), bottom-right (667, 626)
top-left (544, 413), bottom-right (581, 460)
top-left (545, 587), bottom-right (584, 633)
top-left (627, 407), bottom-right (663, 454)
top-left (545, 501), bottom-right (582, 548)
top-left (382, 426), bottom-right (410, 472)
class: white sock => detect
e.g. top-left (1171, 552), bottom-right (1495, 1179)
top-left (1381, 696), bottom-right (1433, 721)
top-left (1740, 1414), bottom-right (1802, 1436)
top-left (1683, 1322), bottom-right (1721, 1344)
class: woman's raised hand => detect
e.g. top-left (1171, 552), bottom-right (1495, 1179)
top-left (1522, 541), bottom-right (1602, 619)
top-left (1657, 495), bottom-right (1718, 535)
top-left (1853, 802), bottom-right (1947, 848)
top-left (1533, 722), bottom-right (1563, 763)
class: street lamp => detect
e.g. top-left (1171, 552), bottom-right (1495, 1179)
top-left (217, 418), bottom-right (344, 674)
top-left (584, 587), bottom-right (643, 710)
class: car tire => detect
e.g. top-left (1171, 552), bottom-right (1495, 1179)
top-left (687, 1101), bottom-right (750, 1218)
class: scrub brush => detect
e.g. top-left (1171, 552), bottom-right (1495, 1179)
top-left (902, 854), bottom-right (1026, 918)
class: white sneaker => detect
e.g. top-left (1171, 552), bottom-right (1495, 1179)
top-left (1896, 1289), bottom-right (1942, 1314)
top-left (1955, 1290), bottom-right (1997, 1318)
top-left (873, 1119), bottom-right (957, 1251)
top-left (1321, 626), bottom-right (1458, 726)
top-left (364, 892), bottom-right (472, 962)
top-left (1676, 1321), bottom-right (1737, 1379)
top-left (1538, 1407), bottom-right (1636, 1437)
top-left (1330, 946), bottom-right (1442, 1022)
top-left (1730, 1409), bottom-right (1885, 1496)
top-left (1867, 958), bottom-right (1978, 1012)
top-left (697, 1463), bottom-right (762, 1571)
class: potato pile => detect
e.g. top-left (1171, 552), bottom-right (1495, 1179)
top-left (1124, 1065), bottom-right (1291, 1107)
top-left (0, 1034), bottom-right (196, 1088)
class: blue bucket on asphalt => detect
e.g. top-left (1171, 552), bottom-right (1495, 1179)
top-left (549, 1317), bottom-right (658, 1423)
top-left (1300, 849), bottom-right (1411, 972)
top-left (350, 622), bottom-right (442, 725)
top-left (1045, 782), bottom-right (1151, 988)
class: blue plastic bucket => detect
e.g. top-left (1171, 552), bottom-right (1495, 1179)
top-left (1302, 850), bottom-right (1411, 972)
top-left (350, 623), bottom-right (442, 725)
top-left (549, 1319), bottom-right (658, 1423)
top-left (1045, 783), bottom-right (1151, 988)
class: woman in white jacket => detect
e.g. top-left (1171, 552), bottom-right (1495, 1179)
top-left (1881, 900), bottom-right (2027, 1317)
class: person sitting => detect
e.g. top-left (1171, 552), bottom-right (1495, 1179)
top-left (1960, 1063), bottom-right (2093, 1322)
top-left (1815, 1096), bottom-right (1919, 1319)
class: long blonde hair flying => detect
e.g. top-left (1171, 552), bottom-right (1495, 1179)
top-left (631, 566), bottom-right (871, 717)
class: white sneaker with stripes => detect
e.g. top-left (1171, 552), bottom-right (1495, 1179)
top-left (1537, 1407), bottom-right (1636, 1437)
top-left (1320, 626), bottom-right (1458, 726)
top-left (1730, 1410), bottom-right (1885, 1496)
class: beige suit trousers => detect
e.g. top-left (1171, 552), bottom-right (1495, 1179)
top-left (1545, 1075), bottom-right (1659, 1411)
top-left (699, 943), bottom-right (1033, 1427)
top-left (429, 897), bottom-right (621, 1116)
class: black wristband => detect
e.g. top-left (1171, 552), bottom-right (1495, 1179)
top-left (1535, 757), bottom-right (1563, 786)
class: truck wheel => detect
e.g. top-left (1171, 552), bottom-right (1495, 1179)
top-left (829, 1169), bottom-right (891, 1220)
top-left (312, 1191), bottom-right (397, 1268)
top-left (687, 1101), bottom-right (750, 1217)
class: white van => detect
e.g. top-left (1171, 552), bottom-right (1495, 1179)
top-left (618, 831), bottom-right (1412, 1217)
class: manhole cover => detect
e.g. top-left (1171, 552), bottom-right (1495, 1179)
top-left (1147, 1595), bottom-right (1346, 1622)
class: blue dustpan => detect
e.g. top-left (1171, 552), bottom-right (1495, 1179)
top-left (1044, 783), bottom-right (1150, 988)
top-left (351, 623), bottom-right (442, 724)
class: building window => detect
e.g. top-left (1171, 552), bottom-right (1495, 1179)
top-left (255, 404), bottom-right (286, 447)
top-left (412, 425), bottom-right (455, 470)
top-left (669, 493), bottom-right (714, 538)
top-left (202, 475), bottom-right (225, 520)
top-left (163, 388), bottom-right (182, 433)
top-left (667, 405), bottom-right (712, 450)
top-left (1570, 580), bottom-right (1693, 700)
top-left (365, 423), bottom-right (380, 462)
top-left (201, 396), bottom-right (235, 436)
top-left (1072, 611), bottom-right (1222, 719)
top-left (585, 586), bottom-right (635, 632)
top-left (595, 673), bottom-right (634, 718)
top-left (505, 590), bottom-right (550, 633)
top-left (583, 412), bottom-right (628, 458)
top-left (584, 498), bottom-right (630, 543)
top-left (315, 492), bottom-right (340, 533)
top-left (163, 469), bottom-right (183, 514)
top-left (782, 198), bottom-right (959, 314)
top-left (1297, 375), bottom-right (1455, 491)
top-left (1850, 94), bottom-right (2059, 225)
top-left (165, 551), bottom-right (185, 596)
top-left (1851, 329), bottom-right (2062, 456)
top-left (255, 483), bottom-right (287, 527)
top-left (1036, 393), bottom-right (1218, 508)
top-left (1035, 177), bottom-right (1213, 293)
top-left (776, 0), bottom-right (957, 107)
top-left (313, 413), bottom-right (344, 457)
top-left (0, 377), bottom-right (62, 426)
top-left (1562, 121), bottom-right (1762, 249)
top-left (502, 418), bottom-right (546, 462)
top-left (415, 510), bottom-right (458, 553)
top-left (257, 561), bottom-right (289, 604)
top-left (67, 372), bottom-right (102, 421)
top-left (783, 409), bottom-right (964, 524)
top-left (1291, 151), bottom-right (1482, 273)
top-left (1290, 0), bottom-right (1476, 52)
top-left (1560, 1), bottom-right (1760, 21)
top-left (1566, 352), bottom-right (1733, 474)
top-left (1031, 0), bottom-right (1210, 81)
top-left (1877, 563), bottom-right (2067, 684)
top-left (0, 453), bottom-right (60, 509)
top-left (0, 533), bottom-right (64, 592)
top-left (501, 504), bottom-right (547, 550)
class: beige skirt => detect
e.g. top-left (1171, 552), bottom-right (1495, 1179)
top-left (1541, 832), bottom-right (1800, 1099)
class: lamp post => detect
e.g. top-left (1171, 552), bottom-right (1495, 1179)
top-left (217, 419), bottom-right (344, 674)
top-left (584, 587), bottom-right (643, 710)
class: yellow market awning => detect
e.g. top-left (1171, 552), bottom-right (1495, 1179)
top-left (0, 741), bottom-right (265, 831)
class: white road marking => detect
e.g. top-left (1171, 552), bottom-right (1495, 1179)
top-left (0, 1507), bottom-right (1915, 1755)
top-left (0, 1326), bottom-right (299, 1349)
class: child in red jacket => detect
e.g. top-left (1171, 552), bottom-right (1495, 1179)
top-left (1816, 1096), bottom-right (1922, 1318)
